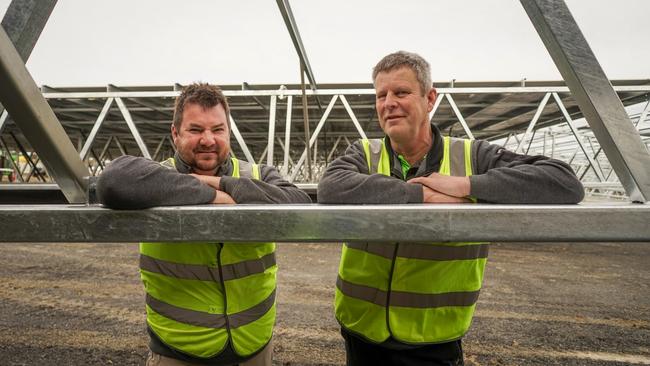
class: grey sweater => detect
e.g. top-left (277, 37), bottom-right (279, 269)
top-left (318, 124), bottom-right (584, 204)
top-left (97, 154), bottom-right (311, 209)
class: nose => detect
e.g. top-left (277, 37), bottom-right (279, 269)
top-left (384, 92), bottom-right (398, 109)
top-left (199, 130), bottom-right (217, 146)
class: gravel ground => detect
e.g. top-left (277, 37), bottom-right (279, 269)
top-left (1, 242), bottom-right (649, 365)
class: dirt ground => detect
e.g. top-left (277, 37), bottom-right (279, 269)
top-left (0, 242), bottom-right (649, 366)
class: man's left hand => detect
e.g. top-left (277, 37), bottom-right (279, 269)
top-left (408, 173), bottom-right (471, 198)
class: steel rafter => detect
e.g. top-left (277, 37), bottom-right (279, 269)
top-left (521, 0), bottom-right (650, 202)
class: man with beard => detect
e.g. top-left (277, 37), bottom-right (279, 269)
top-left (97, 83), bottom-right (311, 366)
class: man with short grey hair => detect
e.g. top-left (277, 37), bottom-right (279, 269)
top-left (318, 51), bottom-right (583, 365)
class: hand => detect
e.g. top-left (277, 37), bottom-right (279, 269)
top-left (190, 173), bottom-right (221, 190)
top-left (213, 190), bottom-right (236, 204)
top-left (408, 173), bottom-right (470, 198)
top-left (420, 185), bottom-right (472, 203)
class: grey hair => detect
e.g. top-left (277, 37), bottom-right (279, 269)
top-left (372, 51), bottom-right (432, 95)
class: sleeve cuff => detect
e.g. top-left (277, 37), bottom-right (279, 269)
top-left (406, 183), bottom-right (424, 203)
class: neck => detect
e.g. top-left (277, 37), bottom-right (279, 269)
top-left (193, 168), bottom-right (218, 176)
top-left (391, 131), bottom-right (433, 165)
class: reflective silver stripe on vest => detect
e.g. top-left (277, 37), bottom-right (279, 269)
top-left (346, 242), bottom-right (488, 261)
top-left (397, 243), bottom-right (489, 261)
top-left (146, 289), bottom-right (276, 329)
top-left (220, 253), bottom-right (276, 281)
top-left (337, 276), bottom-right (387, 307)
top-left (449, 137), bottom-right (466, 177)
top-left (337, 276), bottom-right (480, 309)
top-left (238, 160), bottom-right (253, 179)
top-left (140, 252), bottom-right (276, 282)
top-left (345, 242), bottom-right (396, 260)
top-left (390, 289), bottom-right (480, 308)
top-left (367, 139), bottom-right (383, 174)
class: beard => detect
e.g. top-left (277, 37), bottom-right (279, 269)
top-left (192, 149), bottom-right (228, 172)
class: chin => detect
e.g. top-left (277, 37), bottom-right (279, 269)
top-left (195, 160), bottom-right (219, 171)
top-left (385, 127), bottom-right (407, 141)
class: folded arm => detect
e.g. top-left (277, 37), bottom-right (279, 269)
top-left (97, 155), bottom-right (216, 209)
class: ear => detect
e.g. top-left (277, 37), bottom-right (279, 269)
top-left (426, 87), bottom-right (438, 112)
top-left (171, 124), bottom-right (179, 146)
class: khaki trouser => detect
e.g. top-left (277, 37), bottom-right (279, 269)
top-left (145, 340), bottom-right (273, 366)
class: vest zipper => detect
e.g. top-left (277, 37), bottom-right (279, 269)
top-left (385, 242), bottom-right (399, 337)
top-left (217, 243), bottom-right (232, 336)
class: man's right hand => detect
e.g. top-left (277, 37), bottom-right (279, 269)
top-left (421, 185), bottom-right (472, 203)
top-left (213, 190), bottom-right (236, 204)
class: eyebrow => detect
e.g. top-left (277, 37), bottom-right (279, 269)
top-left (186, 122), bottom-right (225, 129)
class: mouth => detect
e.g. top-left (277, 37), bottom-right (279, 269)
top-left (385, 115), bottom-right (405, 123)
top-left (195, 150), bottom-right (218, 156)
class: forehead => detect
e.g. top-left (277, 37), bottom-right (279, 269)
top-left (180, 103), bottom-right (228, 127)
top-left (374, 67), bottom-right (419, 89)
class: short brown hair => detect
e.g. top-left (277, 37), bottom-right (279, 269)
top-left (173, 83), bottom-right (230, 129)
top-left (372, 51), bottom-right (432, 95)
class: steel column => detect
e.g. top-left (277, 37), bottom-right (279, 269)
top-left (275, 0), bottom-right (317, 92)
top-left (0, 27), bottom-right (88, 202)
top-left (282, 95), bottom-right (293, 177)
top-left (300, 63), bottom-right (313, 181)
top-left (0, 0), bottom-right (58, 120)
top-left (267, 95), bottom-right (277, 166)
top-left (1, 0), bottom-right (57, 61)
top-left (521, 0), bottom-right (650, 202)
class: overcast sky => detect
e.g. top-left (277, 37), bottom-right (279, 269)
top-left (1, 0), bottom-right (648, 87)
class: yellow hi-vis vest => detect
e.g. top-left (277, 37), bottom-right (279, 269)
top-left (140, 157), bottom-right (276, 358)
top-left (335, 137), bottom-right (488, 344)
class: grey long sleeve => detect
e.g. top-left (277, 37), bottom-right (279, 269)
top-left (317, 142), bottom-right (423, 204)
top-left (97, 155), bottom-right (311, 209)
top-left (318, 139), bottom-right (584, 205)
top-left (97, 156), bottom-right (216, 209)
top-left (469, 140), bottom-right (584, 204)
top-left (219, 166), bottom-right (312, 204)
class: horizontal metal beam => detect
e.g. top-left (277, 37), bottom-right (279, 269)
top-left (37, 85), bottom-right (650, 100)
top-left (0, 203), bottom-right (648, 243)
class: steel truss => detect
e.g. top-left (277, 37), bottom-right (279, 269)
top-left (0, 83), bottom-right (648, 187)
